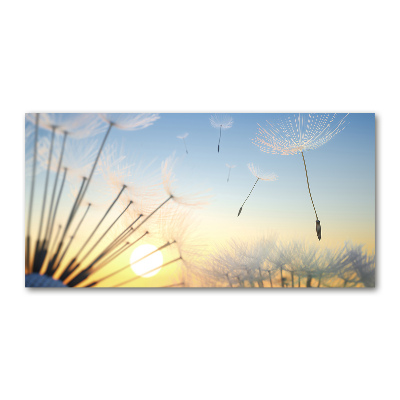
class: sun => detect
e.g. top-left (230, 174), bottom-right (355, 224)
top-left (130, 244), bottom-right (163, 278)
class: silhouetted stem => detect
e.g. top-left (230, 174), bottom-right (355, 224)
top-left (306, 273), bottom-right (312, 287)
top-left (89, 231), bottom-right (149, 273)
top-left (46, 168), bottom-right (68, 254)
top-left (218, 125), bottom-right (222, 152)
top-left (43, 131), bottom-right (68, 249)
top-left (48, 225), bottom-right (62, 260)
top-left (26, 113), bottom-right (39, 271)
top-left (113, 257), bottom-right (182, 287)
top-left (72, 122), bottom-right (113, 220)
top-left (48, 177), bottom-right (87, 272)
top-left (183, 138), bottom-right (188, 154)
top-left (42, 168), bottom-right (68, 274)
top-left (54, 203), bottom-right (91, 278)
top-left (301, 151), bottom-right (318, 220)
top-left (37, 126), bottom-right (56, 245)
top-left (258, 267), bottom-right (264, 287)
top-left (71, 185), bottom-right (126, 263)
top-left (90, 241), bottom-right (176, 285)
top-left (91, 242), bottom-right (131, 271)
top-left (268, 271), bottom-right (273, 288)
top-left (65, 197), bottom-right (173, 286)
top-left (67, 232), bottom-right (150, 286)
top-left (78, 201), bottom-right (132, 266)
top-left (33, 126), bottom-right (56, 270)
top-left (99, 216), bottom-right (142, 258)
top-left (103, 196), bottom-right (172, 254)
top-left (238, 178), bottom-right (259, 217)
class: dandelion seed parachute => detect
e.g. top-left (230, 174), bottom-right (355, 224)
top-left (177, 133), bottom-right (189, 154)
top-left (210, 114), bottom-right (233, 153)
top-left (253, 113), bottom-right (349, 240)
top-left (99, 113), bottom-right (160, 131)
top-left (161, 155), bottom-right (210, 207)
top-left (226, 164), bottom-right (236, 183)
top-left (237, 163), bottom-right (277, 217)
top-left (26, 113), bottom-right (106, 139)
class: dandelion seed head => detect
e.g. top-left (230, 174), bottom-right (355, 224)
top-left (26, 113), bottom-right (106, 138)
top-left (99, 113), bottom-right (160, 131)
top-left (253, 113), bottom-right (349, 155)
top-left (210, 114), bottom-right (234, 130)
top-left (247, 163), bottom-right (277, 181)
top-left (226, 164), bottom-right (236, 169)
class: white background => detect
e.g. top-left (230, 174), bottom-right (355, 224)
top-left (1, 1), bottom-right (399, 399)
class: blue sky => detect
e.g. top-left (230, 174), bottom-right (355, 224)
top-left (25, 113), bottom-right (376, 255)
top-left (102, 113), bottom-right (375, 251)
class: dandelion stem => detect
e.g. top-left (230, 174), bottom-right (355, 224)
top-left (88, 231), bottom-right (149, 273)
top-left (26, 113), bottom-right (39, 272)
top-left (84, 241), bottom-right (176, 287)
top-left (99, 196), bottom-right (172, 256)
top-left (183, 138), bottom-right (188, 154)
top-left (48, 224), bottom-right (62, 261)
top-left (70, 185), bottom-right (126, 264)
top-left (227, 168), bottom-right (231, 183)
top-left (56, 203), bottom-right (92, 280)
top-left (57, 202), bottom-right (91, 270)
top-left (90, 242), bottom-right (132, 272)
top-left (47, 177), bottom-right (87, 272)
top-left (78, 200), bottom-right (133, 266)
top-left (41, 167), bottom-right (68, 274)
top-left (72, 122), bottom-right (113, 220)
top-left (119, 196), bottom-right (173, 242)
top-left (218, 125), bottom-right (222, 153)
top-left (237, 178), bottom-right (259, 217)
top-left (46, 168), bottom-right (68, 256)
top-left (43, 131), bottom-right (68, 250)
top-left (64, 231), bottom-right (149, 285)
top-left (301, 151), bottom-right (318, 220)
top-left (33, 125), bottom-right (55, 272)
top-left (37, 126), bottom-right (55, 243)
top-left (268, 271), bottom-right (273, 288)
top-left (66, 232), bottom-right (154, 287)
top-left (113, 257), bottom-right (182, 287)
top-left (97, 215), bottom-right (143, 259)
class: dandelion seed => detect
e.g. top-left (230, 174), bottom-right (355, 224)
top-left (162, 155), bottom-right (210, 207)
top-left (237, 163), bottom-right (277, 217)
top-left (177, 133), bottom-right (189, 154)
top-left (99, 113), bottom-right (160, 131)
top-left (210, 114), bottom-right (233, 153)
top-left (99, 143), bottom-right (161, 208)
top-left (253, 113), bottom-right (349, 240)
top-left (226, 164), bottom-right (236, 183)
top-left (26, 113), bottom-right (107, 139)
